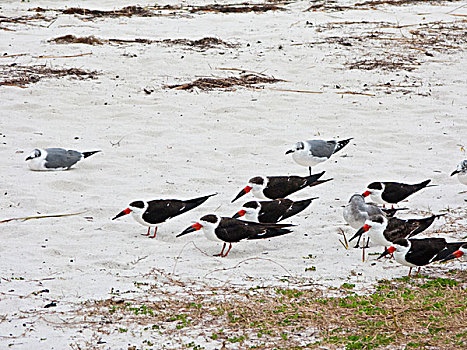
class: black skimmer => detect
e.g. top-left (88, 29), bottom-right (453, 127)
top-left (232, 197), bottom-right (318, 223)
top-left (362, 179), bottom-right (433, 207)
top-left (378, 238), bottom-right (467, 276)
top-left (349, 213), bottom-right (444, 248)
top-left (112, 193), bottom-right (216, 238)
top-left (451, 160), bottom-right (467, 185)
top-left (440, 243), bottom-right (467, 262)
top-left (177, 214), bottom-right (294, 257)
top-left (285, 138), bottom-right (352, 175)
top-left (231, 171), bottom-right (331, 203)
top-left (343, 194), bottom-right (406, 230)
top-left (25, 148), bottom-right (101, 171)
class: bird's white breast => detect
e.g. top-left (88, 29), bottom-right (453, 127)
top-left (457, 172), bottom-right (467, 185)
top-left (292, 150), bottom-right (327, 167)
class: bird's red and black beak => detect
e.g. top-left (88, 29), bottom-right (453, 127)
top-left (231, 186), bottom-right (252, 203)
top-left (441, 249), bottom-right (464, 262)
top-left (377, 246), bottom-right (396, 260)
top-left (362, 190), bottom-right (371, 197)
top-left (177, 222), bottom-right (203, 237)
top-left (285, 149), bottom-right (294, 155)
top-left (451, 170), bottom-right (460, 176)
top-left (112, 208), bottom-right (132, 220)
top-left (349, 224), bottom-right (371, 242)
top-left (232, 209), bottom-right (246, 219)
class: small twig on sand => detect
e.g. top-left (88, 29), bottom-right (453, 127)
top-left (110, 136), bottom-right (125, 147)
top-left (338, 228), bottom-right (349, 250)
top-left (204, 257), bottom-right (293, 279)
top-left (266, 87), bottom-right (323, 94)
top-left (34, 52), bottom-right (92, 59)
top-left (0, 211), bottom-right (86, 224)
top-left (0, 53), bottom-right (28, 58)
top-left (172, 241), bottom-right (211, 274)
top-left (217, 67), bottom-right (269, 76)
top-left (336, 91), bottom-right (375, 96)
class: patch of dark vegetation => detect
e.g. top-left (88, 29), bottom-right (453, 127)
top-left (0, 64), bottom-right (98, 88)
top-left (58, 270), bottom-right (467, 349)
top-left (166, 74), bottom-right (284, 91)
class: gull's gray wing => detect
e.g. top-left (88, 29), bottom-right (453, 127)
top-left (305, 140), bottom-right (337, 158)
top-left (44, 148), bottom-right (82, 169)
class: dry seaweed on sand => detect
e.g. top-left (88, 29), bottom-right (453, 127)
top-left (48, 34), bottom-right (103, 45)
top-left (0, 64), bottom-right (98, 87)
top-left (166, 73), bottom-right (284, 91)
top-left (48, 35), bottom-right (236, 49)
top-left (306, 0), bottom-right (463, 12)
top-left (32, 3), bottom-right (287, 20)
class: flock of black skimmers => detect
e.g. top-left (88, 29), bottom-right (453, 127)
top-left (25, 144), bottom-right (467, 276)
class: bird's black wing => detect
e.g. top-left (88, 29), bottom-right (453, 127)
top-left (382, 180), bottom-right (431, 203)
top-left (216, 218), bottom-right (293, 242)
top-left (257, 199), bottom-right (294, 223)
top-left (406, 238), bottom-right (448, 266)
top-left (263, 176), bottom-right (307, 199)
top-left (142, 194), bottom-right (214, 224)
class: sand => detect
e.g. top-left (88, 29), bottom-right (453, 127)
top-left (0, 0), bottom-right (466, 348)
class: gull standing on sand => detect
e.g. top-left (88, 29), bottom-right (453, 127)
top-left (343, 193), bottom-right (406, 230)
top-left (285, 138), bottom-right (352, 175)
top-left (177, 214), bottom-right (294, 257)
top-left (451, 160), bottom-right (467, 185)
top-left (25, 148), bottom-right (101, 171)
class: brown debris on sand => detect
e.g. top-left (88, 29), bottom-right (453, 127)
top-left (32, 3), bottom-right (286, 20)
top-left (48, 35), bottom-right (237, 49)
top-left (49, 35), bottom-right (103, 45)
top-left (167, 74), bottom-right (284, 91)
top-left (0, 64), bottom-right (98, 87)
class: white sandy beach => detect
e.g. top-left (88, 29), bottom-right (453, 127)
top-left (0, 0), bottom-right (466, 348)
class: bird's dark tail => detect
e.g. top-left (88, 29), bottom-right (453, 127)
top-left (407, 214), bottom-right (446, 238)
top-left (334, 138), bottom-right (353, 154)
top-left (308, 178), bottom-right (333, 188)
top-left (305, 171), bottom-right (325, 186)
top-left (432, 242), bottom-right (466, 263)
top-left (248, 227), bottom-right (293, 240)
top-left (416, 179), bottom-right (433, 190)
top-left (180, 193), bottom-right (217, 214)
top-left (280, 197), bottom-right (318, 221)
top-left (82, 150), bottom-right (102, 159)
top-left (382, 207), bottom-right (408, 217)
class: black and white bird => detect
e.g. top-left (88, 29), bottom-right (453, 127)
top-left (112, 193), bottom-right (216, 238)
top-left (362, 179), bottom-right (433, 207)
top-left (231, 171), bottom-right (331, 203)
top-left (343, 194), bottom-right (406, 230)
top-left (285, 138), bottom-right (352, 175)
top-left (440, 243), bottom-right (467, 263)
top-left (378, 238), bottom-right (466, 276)
top-left (177, 214), bottom-right (294, 257)
top-left (349, 213), bottom-right (444, 248)
top-left (232, 197), bottom-right (318, 223)
top-left (25, 148), bottom-right (101, 171)
top-left (451, 160), bottom-right (467, 185)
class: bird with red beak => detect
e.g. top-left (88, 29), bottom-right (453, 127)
top-left (177, 214), bottom-right (294, 257)
top-left (112, 194), bottom-right (216, 238)
top-left (231, 172), bottom-right (330, 203)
